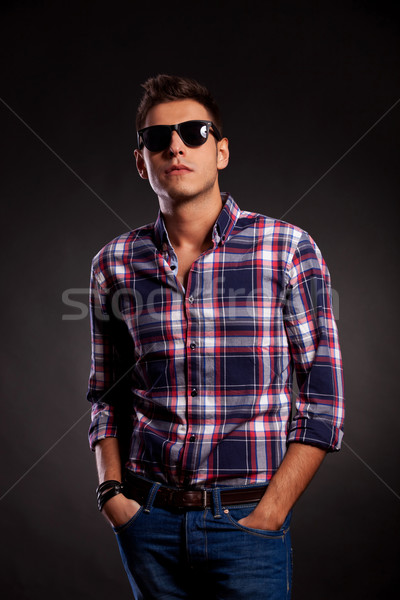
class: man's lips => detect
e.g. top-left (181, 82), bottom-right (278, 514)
top-left (165, 164), bottom-right (193, 175)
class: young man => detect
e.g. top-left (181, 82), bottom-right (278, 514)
top-left (87, 74), bottom-right (345, 599)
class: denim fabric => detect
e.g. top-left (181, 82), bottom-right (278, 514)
top-left (113, 488), bottom-right (292, 600)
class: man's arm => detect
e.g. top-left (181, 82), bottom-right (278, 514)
top-left (284, 232), bottom-right (345, 452)
top-left (238, 442), bottom-right (326, 530)
top-left (239, 232), bottom-right (344, 530)
top-left (95, 438), bottom-right (141, 528)
top-left (88, 259), bottom-right (140, 528)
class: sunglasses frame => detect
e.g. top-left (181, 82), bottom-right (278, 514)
top-left (137, 120), bottom-right (222, 152)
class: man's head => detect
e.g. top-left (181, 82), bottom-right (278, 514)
top-left (136, 74), bottom-right (222, 134)
top-left (134, 75), bottom-right (229, 206)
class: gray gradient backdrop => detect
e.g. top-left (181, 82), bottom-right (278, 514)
top-left (1, 1), bottom-right (399, 598)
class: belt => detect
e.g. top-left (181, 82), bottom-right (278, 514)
top-left (123, 473), bottom-right (267, 510)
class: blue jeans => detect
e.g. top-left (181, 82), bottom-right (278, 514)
top-left (113, 484), bottom-right (292, 599)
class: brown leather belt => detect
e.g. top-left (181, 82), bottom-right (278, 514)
top-left (123, 472), bottom-right (267, 509)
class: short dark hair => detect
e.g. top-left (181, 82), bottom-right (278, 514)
top-left (136, 74), bottom-right (222, 133)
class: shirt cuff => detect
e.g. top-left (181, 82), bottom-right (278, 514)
top-left (88, 402), bottom-right (118, 451)
top-left (287, 417), bottom-right (344, 452)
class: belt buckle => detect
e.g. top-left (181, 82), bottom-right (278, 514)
top-left (202, 489), bottom-right (207, 509)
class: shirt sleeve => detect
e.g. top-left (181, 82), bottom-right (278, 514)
top-left (86, 262), bottom-right (133, 452)
top-left (284, 231), bottom-right (345, 451)
top-left (86, 263), bottom-right (118, 450)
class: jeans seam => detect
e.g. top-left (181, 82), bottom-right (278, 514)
top-left (222, 502), bottom-right (258, 510)
top-left (184, 511), bottom-right (191, 568)
top-left (144, 482), bottom-right (161, 513)
top-left (203, 509), bottom-right (209, 561)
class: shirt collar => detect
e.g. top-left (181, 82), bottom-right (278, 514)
top-left (153, 193), bottom-right (240, 251)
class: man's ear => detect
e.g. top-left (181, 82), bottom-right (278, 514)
top-left (134, 149), bottom-right (149, 179)
top-left (217, 137), bottom-right (229, 171)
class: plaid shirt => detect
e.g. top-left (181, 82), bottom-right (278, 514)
top-left (87, 194), bottom-right (344, 487)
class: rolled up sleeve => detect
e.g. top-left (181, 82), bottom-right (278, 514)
top-left (86, 262), bottom-right (119, 450)
top-left (284, 232), bottom-right (345, 451)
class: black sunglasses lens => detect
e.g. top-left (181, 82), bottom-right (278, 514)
top-left (143, 126), bottom-right (172, 151)
top-left (141, 121), bottom-right (210, 151)
top-left (180, 121), bottom-right (208, 146)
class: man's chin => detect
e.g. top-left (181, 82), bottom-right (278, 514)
top-left (157, 182), bottom-right (216, 205)
top-left (156, 187), bottom-right (201, 205)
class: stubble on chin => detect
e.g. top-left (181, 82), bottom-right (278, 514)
top-left (154, 184), bottom-right (192, 208)
top-left (157, 174), bottom-right (219, 208)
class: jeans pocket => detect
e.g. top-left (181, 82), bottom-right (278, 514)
top-left (113, 506), bottom-right (145, 535)
top-left (224, 505), bottom-right (291, 538)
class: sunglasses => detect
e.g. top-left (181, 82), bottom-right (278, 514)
top-left (137, 120), bottom-right (222, 152)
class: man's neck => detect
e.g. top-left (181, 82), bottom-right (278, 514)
top-left (159, 189), bottom-right (223, 252)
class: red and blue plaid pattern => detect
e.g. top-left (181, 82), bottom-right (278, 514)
top-left (87, 194), bottom-right (344, 487)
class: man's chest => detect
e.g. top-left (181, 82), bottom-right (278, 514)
top-left (110, 244), bottom-right (289, 358)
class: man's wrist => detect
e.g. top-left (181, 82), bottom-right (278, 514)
top-left (96, 480), bottom-right (125, 511)
top-left (101, 491), bottom-right (127, 516)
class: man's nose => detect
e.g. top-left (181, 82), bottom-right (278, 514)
top-left (168, 130), bottom-right (185, 156)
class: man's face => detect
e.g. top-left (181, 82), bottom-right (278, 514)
top-left (134, 99), bottom-right (229, 205)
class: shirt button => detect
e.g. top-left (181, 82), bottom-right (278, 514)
top-left (190, 342), bottom-right (196, 349)
top-left (188, 295), bottom-right (194, 303)
top-left (189, 434), bottom-right (196, 442)
top-left (191, 388), bottom-right (198, 397)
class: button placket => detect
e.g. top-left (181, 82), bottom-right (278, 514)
top-left (182, 275), bottom-right (202, 476)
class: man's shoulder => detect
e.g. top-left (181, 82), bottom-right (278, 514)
top-left (91, 222), bottom-right (155, 271)
top-left (235, 208), bottom-right (307, 244)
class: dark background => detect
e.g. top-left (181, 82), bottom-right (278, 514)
top-left (1, 1), bottom-right (399, 598)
